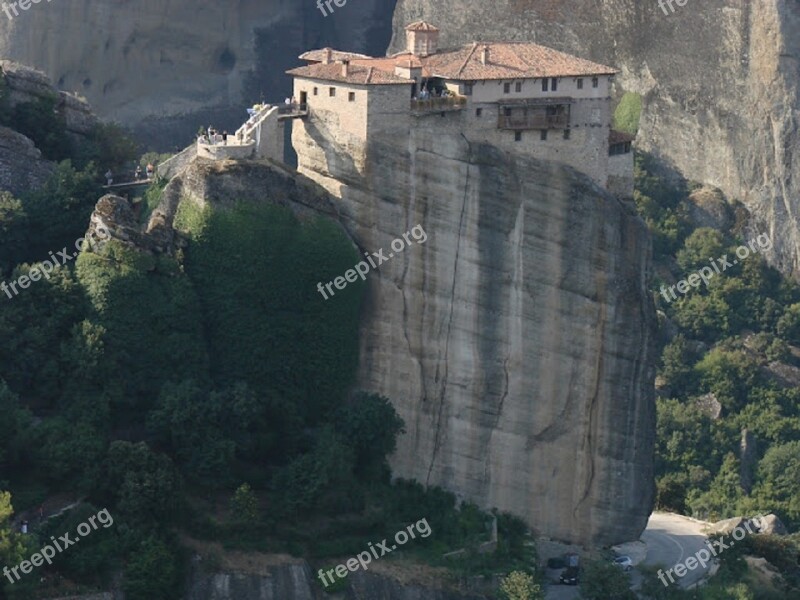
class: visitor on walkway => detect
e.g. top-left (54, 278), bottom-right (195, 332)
top-left (222, 131), bottom-right (228, 145)
top-left (146, 163), bottom-right (155, 179)
top-left (105, 169), bottom-right (113, 185)
top-left (135, 165), bottom-right (142, 180)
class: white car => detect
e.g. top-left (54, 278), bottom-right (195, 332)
top-left (613, 556), bottom-right (633, 571)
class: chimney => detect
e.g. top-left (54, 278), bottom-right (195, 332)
top-left (323, 48), bottom-right (332, 64)
top-left (481, 45), bottom-right (490, 65)
top-left (341, 60), bottom-right (350, 77)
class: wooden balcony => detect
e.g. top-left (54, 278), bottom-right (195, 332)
top-left (497, 113), bottom-right (569, 130)
top-left (411, 96), bottom-right (467, 114)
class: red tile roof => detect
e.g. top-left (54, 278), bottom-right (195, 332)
top-left (422, 42), bottom-right (616, 80)
top-left (286, 62), bottom-right (413, 86)
top-left (299, 48), bottom-right (372, 63)
top-left (406, 21), bottom-right (439, 31)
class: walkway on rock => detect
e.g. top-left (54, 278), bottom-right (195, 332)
top-left (102, 178), bottom-right (154, 191)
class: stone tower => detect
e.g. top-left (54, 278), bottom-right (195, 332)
top-left (405, 21), bottom-right (439, 56)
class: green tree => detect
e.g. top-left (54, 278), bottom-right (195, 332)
top-left (659, 334), bottom-right (697, 395)
top-left (74, 122), bottom-right (139, 171)
top-left (498, 570), bottom-right (543, 600)
top-left (676, 228), bottom-right (726, 272)
top-left (579, 560), bottom-right (635, 600)
top-left (0, 492), bottom-right (28, 582)
top-left (613, 92), bottom-right (642, 135)
top-left (274, 427), bottom-right (356, 516)
top-left (230, 483), bottom-right (259, 523)
top-left (122, 536), bottom-right (182, 600)
top-left (100, 441), bottom-right (182, 525)
top-left (694, 348), bottom-right (760, 413)
top-left (6, 95), bottom-right (72, 160)
top-left (22, 160), bottom-right (102, 261)
top-left (0, 191), bottom-right (28, 274)
top-left (333, 392), bottom-right (405, 480)
top-left (752, 441), bottom-right (800, 529)
top-left (689, 453), bottom-right (744, 521)
top-left (776, 303), bottom-right (800, 345)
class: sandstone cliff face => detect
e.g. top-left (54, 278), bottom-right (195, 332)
top-left (1, 60), bottom-right (98, 136)
top-left (0, 0), bottom-right (396, 146)
top-left (390, 0), bottom-right (800, 277)
top-left (293, 126), bottom-right (657, 545)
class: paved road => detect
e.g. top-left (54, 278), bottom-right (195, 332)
top-left (640, 512), bottom-right (711, 588)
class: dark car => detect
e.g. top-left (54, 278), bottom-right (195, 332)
top-left (559, 566), bottom-right (579, 585)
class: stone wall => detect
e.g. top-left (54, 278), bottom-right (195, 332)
top-left (608, 152), bottom-right (634, 199)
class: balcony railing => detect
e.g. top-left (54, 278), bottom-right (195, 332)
top-left (411, 96), bottom-right (467, 113)
top-left (276, 103), bottom-right (308, 118)
top-left (497, 113), bottom-right (569, 130)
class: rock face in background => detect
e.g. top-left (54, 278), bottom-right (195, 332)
top-left (0, 0), bottom-right (397, 148)
top-left (1, 60), bottom-right (98, 136)
top-left (390, 0), bottom-right (800, 278)
top-left (294, 126), bottom-right (658, 544)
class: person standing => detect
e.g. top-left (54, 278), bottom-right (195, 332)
top-left (222, 131), bottom-right (228, 145)
top-left (105, 169), bottom-right (113, 186)
top-left (135, 165), bottom-right (142, 180)
top-left (146, 163), bottom-right (155, 179)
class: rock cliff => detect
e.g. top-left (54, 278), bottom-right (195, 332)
top-left (0, 0), bottom-right (397, 146)
top-left (0, 125), bottom-right (54, 196)
top-left (294, 126), bottom-right (658, 545)
top-left (1, 60), bottom-right (98, 136)
top-left (390, 0), bottom-right (800, 277)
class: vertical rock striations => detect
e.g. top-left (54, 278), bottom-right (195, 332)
top-left (294, 126), bottom-right (658, 545)
top-left (390, 0), bottom-right (800, 277)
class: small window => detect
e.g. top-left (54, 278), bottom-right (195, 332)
top-left (542, 78), bottom-right (549, 92)
top-left (576, 78), bottom-right (583, 90)
top-left (514, 131), bottom-right (522, 142)
top-left (313, 87), bottom-right (318, 96)
top-left (515, 81), bottom-right (522, 92)
top-left (348, 92), bottom-right (355, 102)
top-left (329, 87), bottom-right (336, 97)
top-left (504, 82), bottom-right (511, 94)
top-left (540, 130), bottom-right (548, 141)
top-left (563, 129), bottom-right (571, 140)
top-left (464, 83), bottom-right (473, 96)
top-left (476, 108), bottom-right (483, 117)
top-left (551, 78), bottom-right (558, 92)
top-left (592, 77), bottom-right (599, 88)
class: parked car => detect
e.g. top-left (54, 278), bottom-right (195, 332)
top-left (559, 566), bottom-right (580, 585)
top-left (613, 556), bottom-right (633, 571)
